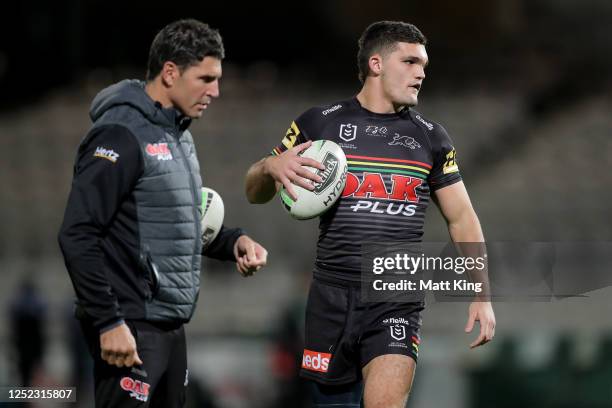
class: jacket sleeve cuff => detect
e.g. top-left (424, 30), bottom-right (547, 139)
top-left (98, 318), bottom-right (125, 334)
top-left (203, 225), bottom-right (246, 261)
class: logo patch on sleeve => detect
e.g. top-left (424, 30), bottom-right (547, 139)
top-left (93, 146), bottom-right (120, 163)
top-left (443, 148), bottom-right (459, 174)
top-left (281, 121), bottom-right (300, 149)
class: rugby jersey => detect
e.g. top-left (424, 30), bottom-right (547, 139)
top-left (271, 98), bottom-right (461, 282)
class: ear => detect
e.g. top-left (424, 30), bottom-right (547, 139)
top-left (368, 54), bottom-right (383, 77)
top-left (161, 61), bottom-right (180, 87)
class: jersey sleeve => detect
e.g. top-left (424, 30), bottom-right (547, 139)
top-left (428, 124), bottom-right (462, 191)
top-left (270, 108), bottom-right (321, 156)
top-left (58, 125), bottom-right (142, 332)
top-left (270, 120), bottom-right (310, 156)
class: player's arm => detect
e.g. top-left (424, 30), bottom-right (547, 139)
top-left (202, 226), bottom-right (268, 277)
top-left (433, 181), bottom-right (482, 242)
top-left (245, 120), bottom-right (325, 203)
top-left (58, 125), bottom-right (143, 367)
top-left (433, 182), bottom-right (495, 349)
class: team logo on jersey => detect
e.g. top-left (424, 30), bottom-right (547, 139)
top-left (282, 121), bottom-right (300, 149)
top-left (339, 123), bottom-right (357, 142)
top-left (302, 349), bottom-right (331, 373)
top-left (388, 134), bottom-right (421, 149)
top-left (120, 377), bottom-right (150, 402)
top-left (390, 324), bottom-right (407, 341)
top-left (365, 125), bottom-right (388, 137)
top-left (93, 146), bottom-right (119, 163)
top-left (443, 148), bottom-right (459, 174)
top-left (145, 143), bottom-right (173, 161)
top-left (342, 172), bottom-right (422, 203)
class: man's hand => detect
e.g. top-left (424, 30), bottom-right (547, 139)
top-left (465, 301), bottom-right (496, 348)
top-left (264, 141), bottom-right (325, 200)
top-left (233, 235), bottom-right (268, 277)
top-left (100, 323), bottom-right (142, 367)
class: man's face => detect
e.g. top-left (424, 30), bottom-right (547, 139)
top-left (169, 56), bottom-right (222, 119)
top-left (379, 42), bottom-right (428, 107)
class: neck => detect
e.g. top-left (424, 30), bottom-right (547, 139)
top-left (145, 79), bottom-right (173, 108)
top-left (356, 80), bottom-right (405, 114)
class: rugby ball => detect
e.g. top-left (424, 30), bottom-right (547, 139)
top-left (201, 187), bottom-right (224, 247)
top-left (280, 140), bottom-right (347, 220)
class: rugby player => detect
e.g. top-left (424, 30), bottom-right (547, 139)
top-left (245, 21), bottom-right (495, 408)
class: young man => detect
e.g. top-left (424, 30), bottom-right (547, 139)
top-left (59, 19), bottom-right (267, 407)
top-left (245, 21), bottom-right (495, 408)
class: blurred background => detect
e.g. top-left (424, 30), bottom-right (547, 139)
top-left (1, 0), bottom-right (611, 407)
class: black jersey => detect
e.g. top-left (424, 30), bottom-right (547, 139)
top-left (272, 98), bottom-right (461, 282)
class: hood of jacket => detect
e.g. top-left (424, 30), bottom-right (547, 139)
top-left (89, 79), bottom-right (191, 130)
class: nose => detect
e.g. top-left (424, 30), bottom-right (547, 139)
top-left (416, 65), bottom-right (426, 80)
top-left (207, 80), bottom-right (220, 98)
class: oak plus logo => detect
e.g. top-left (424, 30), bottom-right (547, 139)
top-left (339, 123), bottom-right (357, 142)
top-left (342, 172), bottom-right (422, 217)
top-left (120, 377), bottom-right (150, 402)
top-left (145, 143), bottom-right (173, 161)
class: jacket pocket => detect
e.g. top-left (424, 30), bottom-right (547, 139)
top-left (139, 249), bottom-right (160, 300)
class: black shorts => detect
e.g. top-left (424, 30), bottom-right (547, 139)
top-left (300, 277), bottom-right (424, 385)
top-left (81, 319), bottom-right (188, 408)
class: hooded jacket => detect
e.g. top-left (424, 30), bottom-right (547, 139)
top-left (59, 80), bottom-right (243, 332)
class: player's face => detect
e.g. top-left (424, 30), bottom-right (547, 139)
top-left (170, 56), bottom-right (222, 119)
top-left (380, 42), bottom-right (428, 107)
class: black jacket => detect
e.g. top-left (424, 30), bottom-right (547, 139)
top-left (58, 80), bottom-right (243, 332)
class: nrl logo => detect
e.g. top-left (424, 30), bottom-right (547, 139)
top-left (339, 123), bottom-right (357, 142)
top-left (388, 134), bottom-right (421, 150)
top-left (390, 324), bottom-right (407, 341)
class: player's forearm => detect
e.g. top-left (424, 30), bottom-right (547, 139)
top-left (447, 207), bottom-right (484, 243)
top-left (245, 157), bottom-right (278, 204)
top-left (448, 209), bottom-right (491, 300)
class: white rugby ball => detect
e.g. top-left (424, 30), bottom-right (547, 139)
top-left (280, 140), bottom-right (347, 220)
top-left (201, 187), bottom-right (224, 247)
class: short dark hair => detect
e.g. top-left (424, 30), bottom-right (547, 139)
top-left (146, 19), bottom-right (225, 81)
top-left (357, 21), bottom-right (427, 83)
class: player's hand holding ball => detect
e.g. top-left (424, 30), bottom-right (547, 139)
top-left (274, 140), bottom-right (348, 220)
top-left (264, 141), bottom-right (326, 200)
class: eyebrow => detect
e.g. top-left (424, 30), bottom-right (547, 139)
top-left (404, 55), bottom-right (429, 68)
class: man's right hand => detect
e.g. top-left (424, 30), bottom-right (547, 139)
top-left (100, 323), bottom-right (143, 368)
top-left (263, 140), bottom-right (325, 200)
